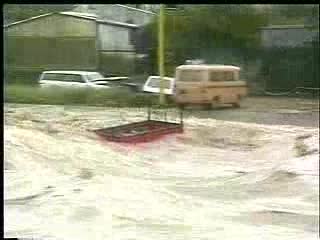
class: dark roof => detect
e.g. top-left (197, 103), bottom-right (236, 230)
top-left (97, 19), bottom-right (138, 29)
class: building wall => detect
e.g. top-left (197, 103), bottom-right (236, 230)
top-left (259, 26), bottom-right (319, 91)
top-left (4, 14), bottom-right (98, 83)
top-left (261, 27), bottom-right (316, 48)
top-left (99, 52), bottom-right (136, 76)
top-left (97, 23), bottom-right (135, 51)
top-left (4, 13), bottom-right (141, 83)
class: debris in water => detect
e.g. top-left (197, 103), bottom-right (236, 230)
top-left (4, 161), bottom-right (15, 170)
top-left (294, 138), bottom-right (317, 157)
top-left (78, 168), bottom-right (94, 180)
top-left (73, 188), bottom-right (82, 193)
top-left (296, 134), bottom-right (312, 140)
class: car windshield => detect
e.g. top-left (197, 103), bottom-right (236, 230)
top-left (87, 73), bottom-right (104, 81)
top-left (147, 78), bottom-right (171, 89)
top-left (42, 73), bottom-right (83, 82)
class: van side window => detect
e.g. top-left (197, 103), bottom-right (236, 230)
top-left (209, 71), bottom-right (234, 81)
top-left (180, 70), bottom-right (203, 82)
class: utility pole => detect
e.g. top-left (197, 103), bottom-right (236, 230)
top-left (158, 4), bottom-right (166, 105)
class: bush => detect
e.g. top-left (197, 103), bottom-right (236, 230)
top-left (138, 5), bottom-right (268, 75)
top-left (4, 69), bottom-right (41, 85)
top-left (4, 84), bottom-right (175, 108)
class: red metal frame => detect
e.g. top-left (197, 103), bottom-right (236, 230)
top-left (93, 108), bottom-right (184, 143)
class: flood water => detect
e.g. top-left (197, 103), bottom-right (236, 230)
top-left (4, 104), bottom-right (319, 240)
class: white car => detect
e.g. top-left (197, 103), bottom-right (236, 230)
top-left (142, 76), bottom-right (175, 95)
top-left (39, 71), bottom-right (111, 89)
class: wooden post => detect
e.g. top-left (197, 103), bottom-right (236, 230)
top-left (148, 105), bottom-right (151, 120)
top-left (180, 108), bottom-right (184, 127)
top-left (158, 5), bottom-right (166, 105)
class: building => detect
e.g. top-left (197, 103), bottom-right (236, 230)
top-left (73, 4), bottom-right (156, 26)
top-left (259, 25), bottom-right (319, 91)
top-left (260, 25), bottom-right (318, 48)
top-left (4, 11), bottom-right (139, 82)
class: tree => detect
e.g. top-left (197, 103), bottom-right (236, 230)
top-left (136, 5), bottom-right (268, 75)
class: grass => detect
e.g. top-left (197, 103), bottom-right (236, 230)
top-left (4, 84), bottom-right (176, 108)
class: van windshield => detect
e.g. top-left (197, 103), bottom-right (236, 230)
top-left (179, 70), bottom-right (203, 82)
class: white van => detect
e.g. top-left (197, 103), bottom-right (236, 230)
top-left (174, 65), bottom-right (248, 108)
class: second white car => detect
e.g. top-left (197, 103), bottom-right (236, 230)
top-left (39, 71), bottom-right (111, 89)
top-left (142, 76), bottom-right (175, 95)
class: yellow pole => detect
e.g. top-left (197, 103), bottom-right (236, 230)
top-left (158, 4), bottom-right (165, 105)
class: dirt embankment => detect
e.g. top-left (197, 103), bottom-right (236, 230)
top-left (185, 96), bottom-right (319, 128)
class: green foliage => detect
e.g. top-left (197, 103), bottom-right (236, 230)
top-left (142, 5), bottom-right (268, 75)
top-left (4, 85), bottom-right (175, 108)
top-left (261, 44), bottom-right (319, 91)
top-left (4, 69), bottom-right (41, 85)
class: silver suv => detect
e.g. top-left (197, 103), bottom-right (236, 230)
top-left (39, 71), bottom-right (110, 89)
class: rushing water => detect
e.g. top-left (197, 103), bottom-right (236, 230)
top-left (4, 104), bottom-right (319, 240)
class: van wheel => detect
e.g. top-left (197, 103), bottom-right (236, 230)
top-left (203, 103), bottom-right (212, 110)
top-left (177, 103), bottom-right (185, 109)
top-left (232, 102), bottom-right (240, 108)
top-left (212, 96), bottom-right (220, 108)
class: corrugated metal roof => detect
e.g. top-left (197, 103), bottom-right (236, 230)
top-left (60, 11), bottom-right (97, 20)
top-left (176, 65), bottom-right (241, 71)
top-left (260, 25), bottom-right (310, 30)
top-left (4, 13), bottom-right (54, 28)
top-left (4, 11), bottom-right (138, 29)
top-left (97, 19), bottom-right (138, 28)
top-left (115, 4), bottom-right (156, 15)
top-left (42, 70), bottom-right (99, 74)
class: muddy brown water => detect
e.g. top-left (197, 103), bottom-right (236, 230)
top-left (4, 103), bottom-right (319, 240)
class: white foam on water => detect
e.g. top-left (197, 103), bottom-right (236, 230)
top-left (4, 104), bottom-right (319, 240)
